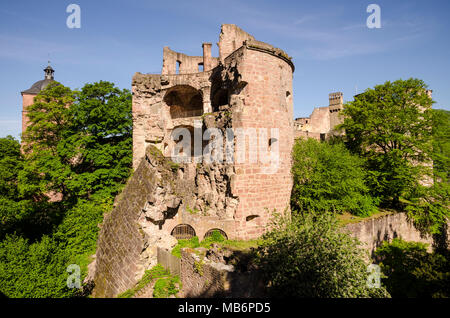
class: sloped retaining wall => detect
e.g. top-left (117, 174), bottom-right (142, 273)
top-left (345, 212), bottom-right (449, 255)
top-left (91, 153), bottom-right (154, 298)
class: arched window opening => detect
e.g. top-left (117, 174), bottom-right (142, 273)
top-left (203, 228), bottom-right (228, 240)
top-left (171, 224), bottom-right (196, 240)
top-left (164, 85), bottom-right (203, 119)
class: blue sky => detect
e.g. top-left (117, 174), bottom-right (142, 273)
top-left (1, 0), bottom-right (449, 139)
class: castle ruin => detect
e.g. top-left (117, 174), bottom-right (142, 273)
top-left (294, 92), bottom-right (344, 141)
top-left (93, 24), bottom-right (295, 297)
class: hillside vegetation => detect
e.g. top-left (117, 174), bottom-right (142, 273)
top-left (0, 78), bottom-right (448, 298)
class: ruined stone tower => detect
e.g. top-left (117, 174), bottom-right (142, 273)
top-left (93, 24), bottom-right (295, 297)
top-left (294, 91), bottom-right (344, 140)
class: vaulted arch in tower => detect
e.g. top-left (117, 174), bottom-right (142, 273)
top-left (164, 85), bottom-right (203, 119)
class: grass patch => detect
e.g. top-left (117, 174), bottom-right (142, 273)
top-left (153, 275), bottom-right (181, 298)
top-left (337, 209), bottom-right (394, 226)
top-left (171, 236), bottom-right (201, 258)
top-left (171, 230), bottom-right (260, 258)
top-left (117, 264), bottom-right (170, 298)
top-left (220, 239), bottom-right (260, 251)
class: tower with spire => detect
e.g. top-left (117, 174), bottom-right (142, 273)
top-left (21, 63), bottom-right (56, 138)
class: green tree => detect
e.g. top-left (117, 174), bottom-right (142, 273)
top-left (256, 212), bottom-right (390, 298)
top-left (291, 138), bottom-right (377, 216)
top-left (20, 81), bottom-right (132, 201)
top-left (20, 81), bottom-right (75, 199)
top-left (60, 80), bottom-right (132, 199)
top-left (0, 136), bottom-right (27, 236)
top-left (405, 180), bottom-right (450, 236)
top-left (338, 78), bottom-right (434, 206)
top-left (375, 238), bottom-right (450, 298)
top-left (0, 80), bottom-right (132, 298)
top-left (0, 136), bottom-right (62, 240)
top-left (431, 109), bottom-right (450, 181)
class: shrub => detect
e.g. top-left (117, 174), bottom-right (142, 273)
top-left (201, 230), bottom-right (226, 246)
top-left (375, 238), bottom-right (450, 297)
top-left (256, 211), bottom-right (389, 298)
top-left (171, 231), bottom-right (227, 258)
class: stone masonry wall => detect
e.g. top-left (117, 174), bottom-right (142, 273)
top-left (92, 154), bottom-right (149, 297)
top-left (345, 212), bottom-right (450, 255)
top-left (93, 146), bottom-right (182, 298)
top-left (21, 93), bottom-right (36, 136)
top-left (179, 247), bottom-right (265, 298)
top-left (227, 44), bottom-right (294, 239)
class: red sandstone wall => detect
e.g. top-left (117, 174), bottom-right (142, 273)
top-left (218, 24), bottom-right (255, 62)
top-left (92, 159), bottom-right (151, 297)
top-left (21, 93), bottom-right (36, 137)
top-left (308, 106), bottom-right (330, 134)
top-left (228, 47), bottom-right (294, 239)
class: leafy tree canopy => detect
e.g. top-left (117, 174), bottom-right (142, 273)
top-left (20, 80), bottom-right (132, 201)
top-left (375, 238), bottom-right (450, 298)
top-left (291, 138), bottom-right (378, 216)
top-left (431, 109), bottom-right (450, 181)
top-left (0, 80), bottom-right (132, 297)
top-left (338, 78), bottom-right (434, 205)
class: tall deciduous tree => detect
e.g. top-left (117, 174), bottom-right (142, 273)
top-left (291, 138), bottom-right (377, 216)
top-left (20, 82), bottom-right (75, 199)
top-left (20, 81), bottom-right (132, 201)
top-left (61, 81), bottom-right (132, 199)
top-left (338, 78), bottom-right (434, 206)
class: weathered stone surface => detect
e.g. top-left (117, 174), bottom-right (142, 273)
top-left (345, 212), bottom-right (450, 255)
top-left (180, 247), bottom-right (265, 298)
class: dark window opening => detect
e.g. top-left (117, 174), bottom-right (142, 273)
top-left (246, 215), bottom-right (260, 222)
top-left (211, 88), bottom-right (229, 111)
top-left (198, 63), bottom-right (204, 72)
top-left (269, 138), bottom-right (277, 150)
top-left (320, 133), bottom-right (326, 142)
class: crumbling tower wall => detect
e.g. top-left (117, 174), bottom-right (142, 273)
top-left (222, 40), bottom-right (294, 238)
top-left (328, 92), bottom-right (344, 134)
top-left (93, 24), bottom-right (295, 297)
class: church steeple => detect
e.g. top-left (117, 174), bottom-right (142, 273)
top-left (44, 62), bottom-right (54, 80)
